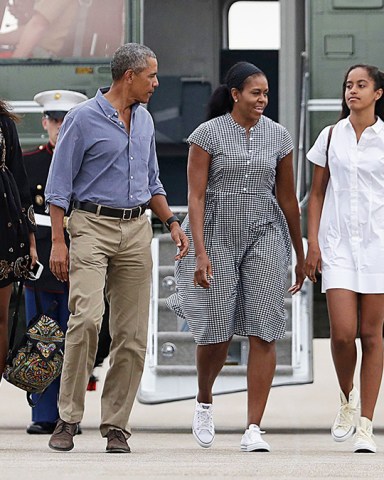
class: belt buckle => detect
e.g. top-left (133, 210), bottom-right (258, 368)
top-left (122, 208), bottom-right (133, 221)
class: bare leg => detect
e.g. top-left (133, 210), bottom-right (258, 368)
top-left (196, 339), bottom-right (231, 404)
top-left (326, 289), bottom-right (358, 397)
top-left (359, 294), bottom-right (384, 420)
top-left (0, 284), bottom-right (13, 377)
top-left (247, 336), bottom-right (276, 426)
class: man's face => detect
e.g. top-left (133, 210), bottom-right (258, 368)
top-left (42, 115), bottom-right (64, 146)
top-left (130, 57), bottom-right (159, 104)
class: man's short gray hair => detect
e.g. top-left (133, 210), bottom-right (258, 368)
top-left (111, 43), bottom-right (156, 81)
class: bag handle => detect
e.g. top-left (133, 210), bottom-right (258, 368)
top-left (325, 125), bottom-right (334, 167)
top-left (8, 281), bottom-right (63, 351)
top-left (8, 281), bottom-right (24, 351)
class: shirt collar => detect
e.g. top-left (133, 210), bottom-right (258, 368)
top-left (226, 112), bottom-right (264, 131)
top-left (342, 115), bottom-right (384, 134)
top-left (96, 87), bottom-right (140, 118)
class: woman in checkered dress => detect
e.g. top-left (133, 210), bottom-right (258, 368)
top-left (167, 62), bottom-right (305, 451)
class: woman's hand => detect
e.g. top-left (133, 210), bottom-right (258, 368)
top-left (304, 243), bottom-right (322, 283)
top-left (288, 261), bottom-right (306, 295)
top-left (194, 252), bottom-right (213, 289)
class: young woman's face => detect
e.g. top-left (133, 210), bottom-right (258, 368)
top-left (233, 74), bottom-right (269, 123)
top-left (344, 67), bottom-right (383, 113)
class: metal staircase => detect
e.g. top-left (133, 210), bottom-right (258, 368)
top-left (138, 226), bottom-right (313, 404)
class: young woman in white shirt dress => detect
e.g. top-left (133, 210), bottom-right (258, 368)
top-left (305, 64), bottom-right (384, 453)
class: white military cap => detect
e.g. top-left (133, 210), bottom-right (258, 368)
top-left (34, 90), bottom-right (88, 119)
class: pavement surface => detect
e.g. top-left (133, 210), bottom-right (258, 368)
top-left (1, 339), bottom-right (384, 479)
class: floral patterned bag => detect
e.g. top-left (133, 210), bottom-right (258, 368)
top-left (3, 282), bottom-right (65, 406)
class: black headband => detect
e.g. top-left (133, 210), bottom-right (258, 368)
top-left (226, 62), bottom-right (263, 90)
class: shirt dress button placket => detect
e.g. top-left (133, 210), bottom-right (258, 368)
top-left (243, 133), bottom-right (255, 194)
top-left (349, 147), bottom-right (359, 269)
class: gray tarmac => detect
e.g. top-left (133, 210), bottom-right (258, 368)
top-left (1, 340), bottom-right (384, 479)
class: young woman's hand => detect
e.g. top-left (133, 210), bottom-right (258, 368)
top-left (304, 243), bottom-right (322, 283)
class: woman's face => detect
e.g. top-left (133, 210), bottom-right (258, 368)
top-left (233, 74), bottom-right (269, 123)
top-left (344, 67), bottom-right (382, 113)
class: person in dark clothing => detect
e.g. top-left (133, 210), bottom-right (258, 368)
top-left (0, 99), bottom-right (37, 380)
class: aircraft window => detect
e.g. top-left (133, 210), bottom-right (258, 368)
top-left (0, 0), bottom-right (125, 59)
top-left (228, 1), bottom-right (280, 50)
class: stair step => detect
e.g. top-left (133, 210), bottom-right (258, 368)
top-left (156, 298), bottom-right (293, 333)
top-left (156, 331), bottom-right (292, 366)
top-left (152, 364), bottom-right (293, 377)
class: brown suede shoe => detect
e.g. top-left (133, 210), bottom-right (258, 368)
top-left (106, 429), bottom-right (131, 453)
top-left (48, 419), bottom-right (78, 451)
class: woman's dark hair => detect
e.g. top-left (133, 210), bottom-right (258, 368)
top-left (340, 64), bottom-right (384, 120)
top-left (206, 62), bottom-right (265, 120)
top-left (0, 99), bottom-right (19, 122)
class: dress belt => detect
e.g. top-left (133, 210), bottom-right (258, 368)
top-left (73, 200), bottom-right (147, 220)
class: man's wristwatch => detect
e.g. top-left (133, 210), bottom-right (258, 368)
top-left (165, 215), bottom-right (181, 231)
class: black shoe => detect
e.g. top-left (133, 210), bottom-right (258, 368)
top-left (26, 422), bottom-right (56, 435)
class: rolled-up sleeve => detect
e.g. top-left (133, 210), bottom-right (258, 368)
top-left (45, 114), bottom-right (85, 212)
top-left (147, 132), bottom-right (166, 198)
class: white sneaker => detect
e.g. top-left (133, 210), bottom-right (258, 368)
top-left (354, 417), bottom-right (377, 453)
top-left (331, 386), bottom-right (359, 442)
top-left (192, 400), bottom-right (215, 448)
top-left (240, 424), bottom-right (271, 452)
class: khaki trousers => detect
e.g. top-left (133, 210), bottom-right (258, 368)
top-left (59, 210), bottom-right (152, 437)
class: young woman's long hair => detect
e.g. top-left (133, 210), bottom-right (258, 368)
top-left (0, 99), bottom-right (19, 122)
top-left (340, 64), bottom-right (384, 120)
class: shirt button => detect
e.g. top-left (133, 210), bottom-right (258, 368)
top-left (130, 176), bottom-right (134, 179)
top-left (243, 188), bottom-right (247, 192)
top-left (245, 174), bottom-right (248, 178)
top-left (130, 195), bottom-right (133, 198)
top-left (247, 161), bottom-right (250, 165)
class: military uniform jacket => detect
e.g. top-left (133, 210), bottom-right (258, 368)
top-left (23, 143), bottom-right (69, 292)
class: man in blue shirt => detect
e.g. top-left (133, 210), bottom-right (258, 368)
top-left (45, 43), bottom-right (188, 453)
top-left (23, 89), bottom-right (87, 436)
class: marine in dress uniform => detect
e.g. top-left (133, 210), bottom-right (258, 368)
top-left (23, 90), bottom-right (87, 434)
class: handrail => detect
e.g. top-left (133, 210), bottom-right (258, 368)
top-left (296, 51), bottom-right (309, 205)
top-left (307, 99), bottom-right (342, 111)
top-left (296, 55), bottom-right (342, 209)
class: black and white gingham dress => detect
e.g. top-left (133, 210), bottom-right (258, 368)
top-left (166, 113), bottom-right (293, 344)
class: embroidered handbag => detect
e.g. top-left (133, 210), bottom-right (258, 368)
top-left (3, 282), bottom-right (65, 405)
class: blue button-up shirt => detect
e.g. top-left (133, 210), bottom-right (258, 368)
top-left (45, 88), bottom-right (166, 212)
